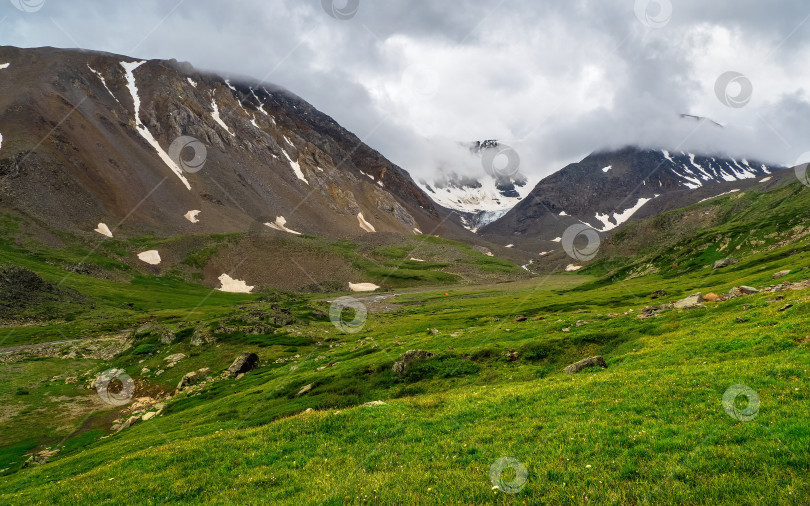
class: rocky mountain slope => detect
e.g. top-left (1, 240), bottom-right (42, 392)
top-left (0, 46), bottom-right (478, 243)
top-left (480, 146), bottom-right (784, 251)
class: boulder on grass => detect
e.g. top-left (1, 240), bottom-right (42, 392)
top-left (227, 352), bottom-right (259, 375)
top-left (674, 293), bottom-right (704, 309)
top-left (564, 356), bottom-right (608, 374)
top-left (713, 258), bottom-right (737, 270)
top-left (176, 371), bottom-right (198, 391)
top-left (392, 350), bottom-right (435, 375)
top-left (773, 270), bottom-right (791, 279)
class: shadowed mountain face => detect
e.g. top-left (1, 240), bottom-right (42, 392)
top-left (0, 46), bottom-right (475, 241)
top-left (480, 146), bottom-right (784, 248)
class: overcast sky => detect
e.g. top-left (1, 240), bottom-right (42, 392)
top-left (2, 0), bottom-right (810, 180)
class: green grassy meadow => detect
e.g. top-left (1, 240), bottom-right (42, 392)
top-left (1, 181), bottom-right (810, 504)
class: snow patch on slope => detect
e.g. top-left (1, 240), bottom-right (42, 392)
top-left (120, 61), bottom-right (191, 190)
top-left (94, 223), bottom-right (113, 237)
top-left (87, 65), bottom-right (118, 102)
top-left (265, 216), bottom-right (301, 235)
top-left (137, 250), bottom-right (161, 265)
top-left (0, 63), bottom-right (9, 70)
top-left (282, 149), bottom-right (308, 184)
top-left (217, 274), bottom-right (253, 294)
top-left (698, 189), bottom-right (740, 203)
top-left (357, 213), bottom-right (376, 233)
top-left (349, 283), bottom-right (380, 292)
top-left (210, 99), bottom-right (234, 136)
top-left (593, 197), bottom-right (654, 232)
top-left (184, 210), bottom-right (201, 223)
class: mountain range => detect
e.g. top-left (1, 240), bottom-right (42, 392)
top-left (0, 45), bottom-right (789, 280)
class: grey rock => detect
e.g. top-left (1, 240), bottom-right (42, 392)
top-left (164, 353), bottom-right (186, 366)
top-left (713, 258), bottom-right (737, 270)
top-left (176, 371), bottom-right (198, 391)
top-left (564, 356), bottom-right (608, 374)
top-left (773, 270), bottom-right (791, 279)
top-left (296, 383), bottom-right (313, 397)
top-left (674, 293), bottom-right (704, 309)
top-left (392, 350), bottom-right (435, 375)
top-left (740, 286), bottom-right (759, 294)
top-left (227, 352), bottom-right (259, 375)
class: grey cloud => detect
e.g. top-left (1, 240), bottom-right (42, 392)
top-left (1, 0), bottom-right (809, 180)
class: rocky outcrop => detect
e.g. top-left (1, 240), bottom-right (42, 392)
top-left (163, 353), bottom-right (186, 367)
top-left (564, 356), bottom-right (608, 374)
top-left (392, 350), bottom-right (435, 375)
top-left (674, 293), bottom-right (704, 309)
top-left (227, 352), bottom-right (259, 375)
top-left (713, 258), bottom-right (737, 270)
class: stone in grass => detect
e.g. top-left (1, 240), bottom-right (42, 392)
top-left (296, 383), bottom-right (313, 397)
top-left (703, 293), bottom-right (725, 302)
top-left (176, 371), bottom-right (198, 391)
top-left (564, 356), bottom-right (608, 374)
top-left (674, 293), bottom-right (704, 309)
top-left (363, 400), bottom-right (387, 407)
top-left (713, 258), bottom-right (737, 270)
top-left (650, 290), bottom-right (668, 299)
top-left (740, 286), bottom-right (759, 295)
top-left (227, 352), bottom-right (259, 375)
top-left (779, 304), bottom-right (793, 312)
top-left (392, 350), bottom-right (435, 375)
top-left (773, 270), bottom-right (791, 279)
top-left (163, 353), bottom-right (186, 367)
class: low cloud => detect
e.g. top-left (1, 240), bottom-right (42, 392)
top-left (2, 0), bottom-right (809, 178)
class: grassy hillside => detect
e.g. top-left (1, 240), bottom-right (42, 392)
top-left (1, 181), bottom-right (810, 504)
